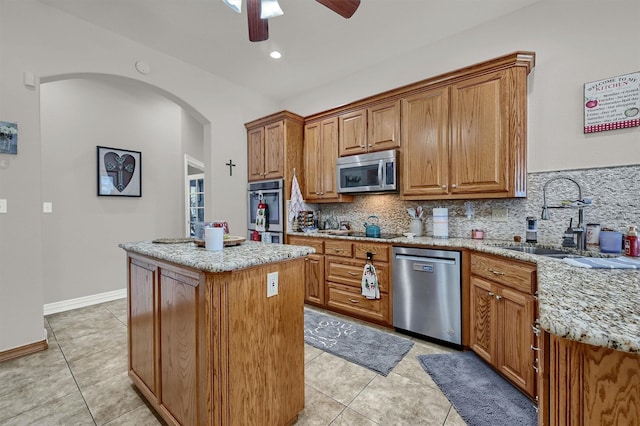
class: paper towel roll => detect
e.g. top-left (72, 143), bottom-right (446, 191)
top-left (433, 208), bottom-right (449, 239)
top-left (205, 227), bottom-right (224, 251)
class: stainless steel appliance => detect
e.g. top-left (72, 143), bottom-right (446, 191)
top-left (392, 246), bottom-right (462, 346)
top-left (247, 179), bottom-right (284, 243)
top-left (336, 149), bottom-right (397, 193)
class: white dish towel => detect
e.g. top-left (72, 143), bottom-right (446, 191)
top-left (361, 263), bottom-right (380, 300)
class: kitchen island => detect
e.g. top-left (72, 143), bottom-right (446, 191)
top-left (119, 240), bottom-right (315, 426)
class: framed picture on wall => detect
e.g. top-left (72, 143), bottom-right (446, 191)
top-left (97, 146), bottom-right (142, 197)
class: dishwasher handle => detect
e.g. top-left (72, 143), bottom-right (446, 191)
top-left (394, 254), bottom-right (457, 265)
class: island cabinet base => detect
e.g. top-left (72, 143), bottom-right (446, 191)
top-left (127, 253), bottom-right (305, 426)
top-left (548, 335), bottom-right (640, 426)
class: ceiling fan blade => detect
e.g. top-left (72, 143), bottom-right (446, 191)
top-left (247, 0), bottom-right (269, 42)
top-left (315, 0), bottom-right (361, 19)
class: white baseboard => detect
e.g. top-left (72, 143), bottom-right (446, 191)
top-left (43, 288), bottom-right (127, 315)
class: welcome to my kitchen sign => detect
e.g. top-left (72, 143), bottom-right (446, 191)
top-left (584, 71), bottom-right (640, 133)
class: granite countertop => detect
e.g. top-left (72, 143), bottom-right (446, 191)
top-left (289, 231), bottom-right (640, 353)
top-left (119, 240), bottom-right (315, 273)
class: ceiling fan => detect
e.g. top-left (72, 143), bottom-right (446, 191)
top-left (223, 0), bottom-right (361, 42)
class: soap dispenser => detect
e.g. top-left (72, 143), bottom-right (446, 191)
top-left (526, 217), bottom-right (538, 243)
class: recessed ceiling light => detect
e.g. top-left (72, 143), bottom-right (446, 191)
top-left (270, 51), bottom-right (282, 59)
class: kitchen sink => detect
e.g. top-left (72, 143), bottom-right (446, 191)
top-left (497, 246), bottom-right (576, 258)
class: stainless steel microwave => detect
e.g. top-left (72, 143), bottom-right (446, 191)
top-left (336, 149), bottom-right (397, 193)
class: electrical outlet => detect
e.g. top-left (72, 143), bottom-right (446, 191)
top-left (43, 202), bottom-right (53, 213)
top-left (267, 271), bottom-right (278, 298)
top-left (0, 199), bottom-right (7, 214)
top-left (492, 208), bottom-right (508, 222)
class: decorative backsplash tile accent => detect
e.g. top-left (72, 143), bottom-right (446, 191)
top-left (313, 164), bottom-right (640, 246)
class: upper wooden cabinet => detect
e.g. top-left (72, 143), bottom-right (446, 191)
top-left (303, 117), bottom-right (353, 203)
top-left (401, 54), bottom-right (533, 200)
top-left (245, 111), bottom-right (304, 186)
top-left (338, 99), bottom-right (401, 157)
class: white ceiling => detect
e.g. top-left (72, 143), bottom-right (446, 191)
top-left (38, 0), bottom-right (540, 102)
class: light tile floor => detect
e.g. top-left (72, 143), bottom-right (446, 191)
top-left (0, 299), bottom-right (467, 425)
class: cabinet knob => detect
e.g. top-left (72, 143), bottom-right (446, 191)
top-left (368, 144), bottom-right (372, 147)
top-left (495, 295), bottom-right (503, 301)
top-left (361, 145), bottom-right (366, 148)
top-left (320, 192), bottom-right (324, 195)
top-left (487, 291), bottom-right (495, 297)
top-left (451, 183), bottom-right (457, 188)
top-left (441, 185), bottom-right (447, 189)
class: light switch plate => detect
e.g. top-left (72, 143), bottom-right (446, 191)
top-left (43, 202), bottom-right (53, 213)
top-left (492, 208), bottom-right (508, 222)
top-left (0, 199), bottom-right (7, 213)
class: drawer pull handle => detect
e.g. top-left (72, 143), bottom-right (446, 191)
top-left (531, 324), bottom-right (540, 336)
top-left (347, 272), bottom-right (359, 276)
top-left (495, 295), bottom-right (503, 301)
top-left (349, 299), bottom-right (359, 304)
top-left (333, 248), bottom-right (344, 252)
top-left (531, 345), bottom-right (540, 352)
top-left (532, 365), bottom-right (539, 373)
top-left (488, 268), bottom-right (505, 276)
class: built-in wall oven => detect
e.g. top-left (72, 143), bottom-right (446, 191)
top-left (247, 179), bottom-right (284, 243)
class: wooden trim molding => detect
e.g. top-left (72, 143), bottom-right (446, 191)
top-left (0, 339), bottom-right (48, 363)
top-left (305, 51), bottom-right (535, 123)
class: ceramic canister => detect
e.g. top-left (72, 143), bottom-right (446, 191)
top-left (586, 223), bottom-right (601, 246)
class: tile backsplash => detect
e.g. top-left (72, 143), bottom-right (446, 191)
top-left (311, 164), bottom-right (640, 245)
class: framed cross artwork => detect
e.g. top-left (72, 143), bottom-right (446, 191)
top-left (97, 146), bottom-right (142, 197)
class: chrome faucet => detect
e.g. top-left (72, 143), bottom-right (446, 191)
top-left (541, 176), bottom-right (587, 250)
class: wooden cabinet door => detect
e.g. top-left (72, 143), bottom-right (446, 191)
top-left (339, 109), bottom-right (366, 156)
top-left (159, 269), bottom-right (200, 426)
top-left (401, 87), bottom-right (449, 198)
top-left (129, 258), bottom-right (158, 398)
top-left (368, 99), bottom-right (400, 152)
top-left (497, 286), bottom-right (535, 397)
top-left (449, 70), bottom-right (509, 196)
top-left (319, 117), bottom-right (340, 200)
top-left (304, 254), bottom-right (325, 306)
top-left (264, 120), bottom-right (284, 180)
top-left (469, 276), bottom-right (497, 366)
top-left (303, 122), bottom-right (322, 200)
top-left (247, 127), bottom-right (265, 181)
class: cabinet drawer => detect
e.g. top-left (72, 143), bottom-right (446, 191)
top-left (471, 253), bottom-right (536, 294)
top-left (354, 242), bottom-right (390, 263)
top-left (326, 259), bottom-right (389, 293)
top-left (327, 282), bottom-right (389, 324)
top-left (288, 236), bottom-right (324, 254)
top-left (325, 240), bottom-right (353, 258)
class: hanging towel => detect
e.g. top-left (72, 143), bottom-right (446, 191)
top-left (361, 263), bottom-right (380, 300)
top-left (288, 171), bottom-right (307, 223)
top-left (255, 191), bottom-right (267, 232)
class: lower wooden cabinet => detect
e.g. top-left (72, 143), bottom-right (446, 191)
top-left (288, 235), bottom-right (392, 326)
top-left (470, 252), bottom-right (537, 398)
top-left (288, 236), bottom-right (325, 307)
top-left (547, 334), bottom-right (640, 426)
top-left (127, 253), bottom-right (305, 426)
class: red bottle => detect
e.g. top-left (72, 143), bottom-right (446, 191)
top-left (624, 226), bottom-right (639, 257)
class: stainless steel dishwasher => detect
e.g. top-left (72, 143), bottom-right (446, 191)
top-left (392, 246), bottom-right (462, 346)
